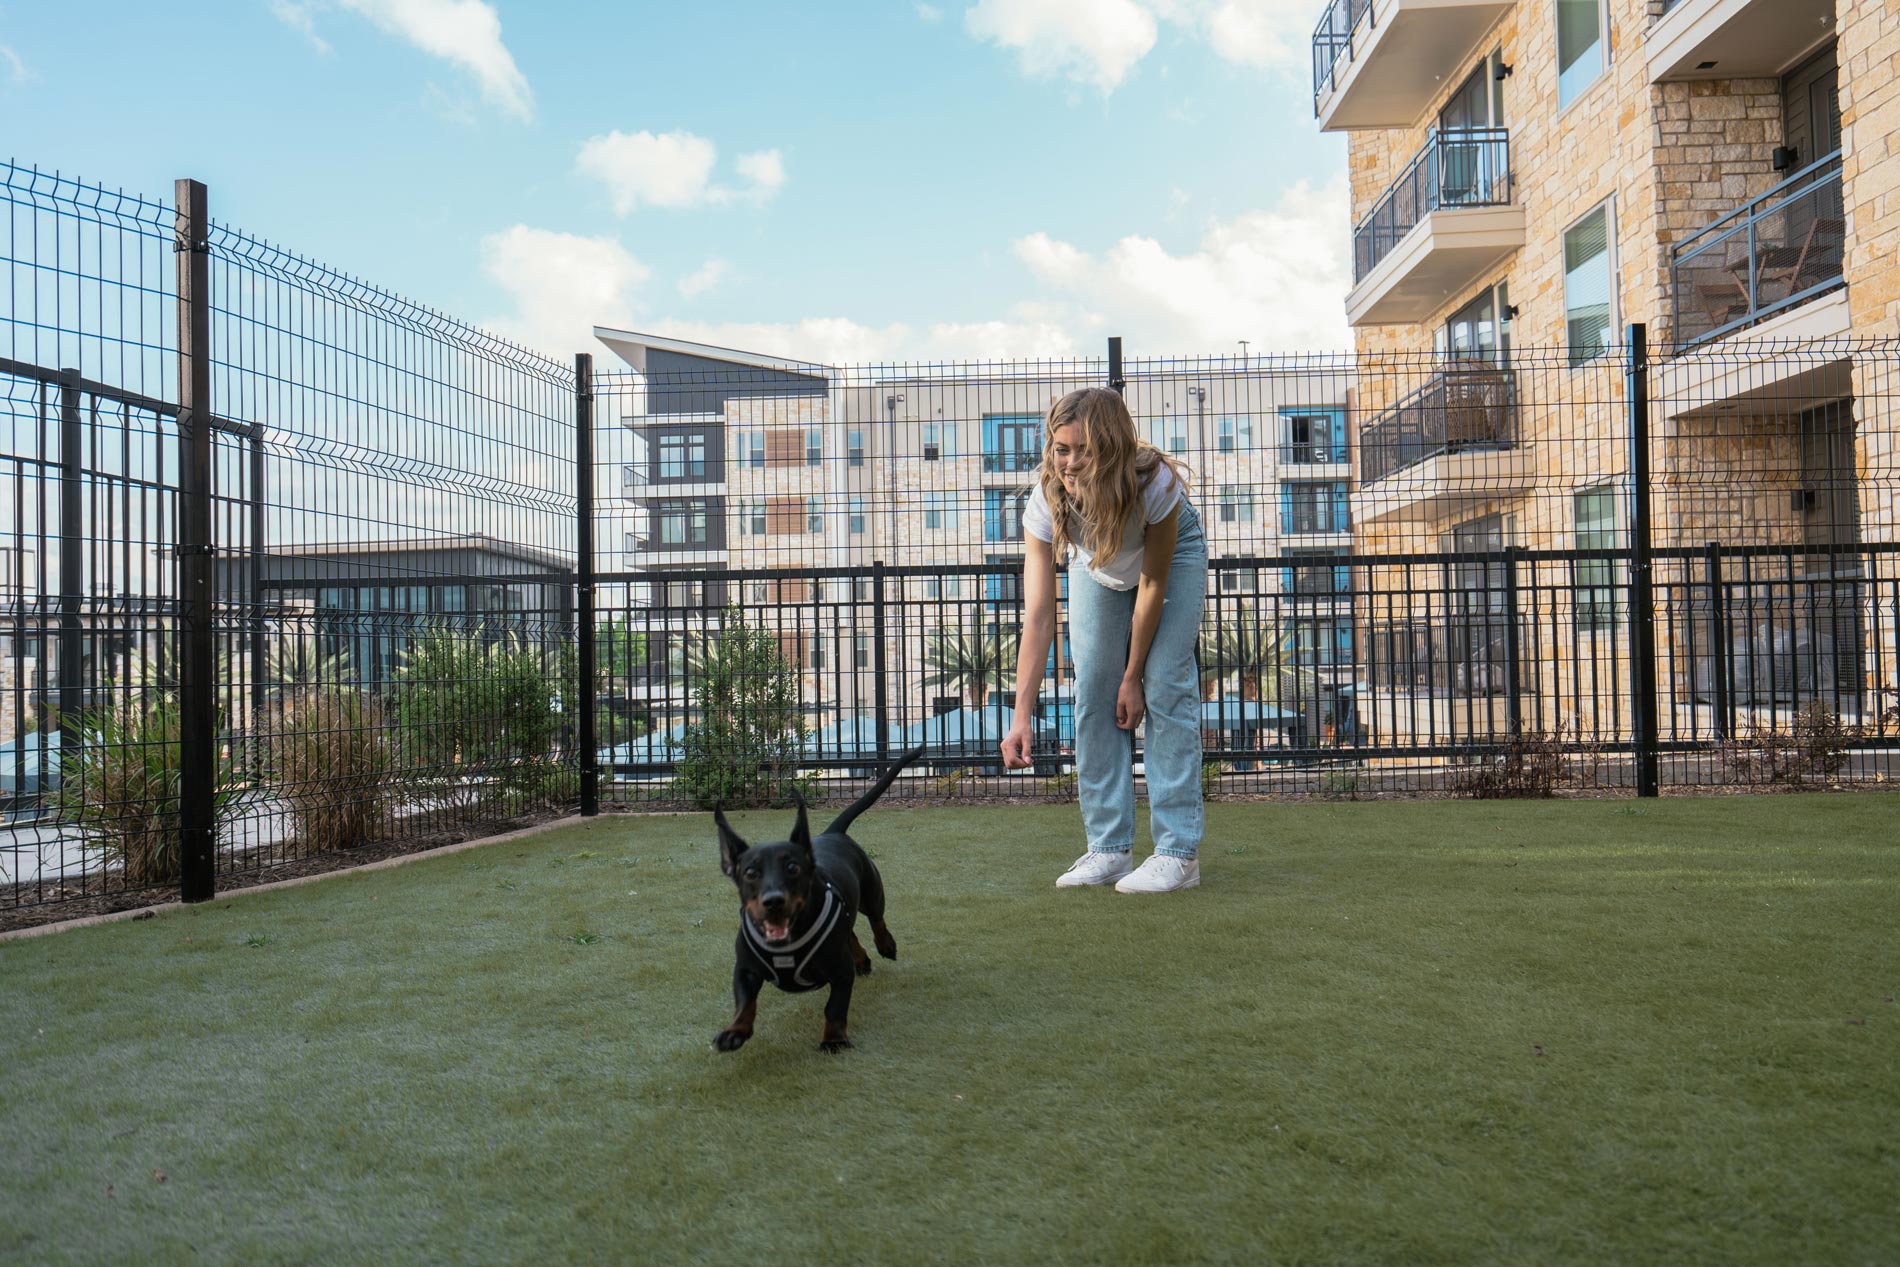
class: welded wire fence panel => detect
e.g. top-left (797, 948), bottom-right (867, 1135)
top-left (201, 216), bottom-right (578, 874)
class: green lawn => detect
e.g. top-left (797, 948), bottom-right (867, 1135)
top-left (2, 796), bottom-right (1896, 1265)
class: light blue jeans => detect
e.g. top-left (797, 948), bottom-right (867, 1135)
top-left (1068, 502), bottom-right (1207, 860)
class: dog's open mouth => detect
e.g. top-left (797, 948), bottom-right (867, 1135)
top-left (758, 916), bottom-right (792, 943)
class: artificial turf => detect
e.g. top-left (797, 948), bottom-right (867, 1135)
top-left (1, 795), bottom-right (1895, 1265)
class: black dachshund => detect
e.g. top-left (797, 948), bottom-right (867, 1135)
top-left (713, 748), bottom-right (923, 1053)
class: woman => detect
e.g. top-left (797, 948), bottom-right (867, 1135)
top-left (1000, 387), bottom-right (1209, 893)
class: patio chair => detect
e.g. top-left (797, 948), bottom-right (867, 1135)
top-left (1759, 216), bottom-right (1846, 298)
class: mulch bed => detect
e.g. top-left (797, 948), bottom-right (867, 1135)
top-left (0, 807), bottom-right (571, 936)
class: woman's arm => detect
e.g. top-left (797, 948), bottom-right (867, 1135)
top-left (1001, 537), bottom-right (1058, 768)
top-left (1117, 505), bottom-right (1180, 732)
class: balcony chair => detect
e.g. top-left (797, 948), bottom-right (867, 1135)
top-left (1757, 216), bottom-right (1846, 301)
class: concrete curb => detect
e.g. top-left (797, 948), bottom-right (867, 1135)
top-left (0, 814), bottom-right (591, 943)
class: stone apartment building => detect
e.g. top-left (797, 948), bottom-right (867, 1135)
top-left (1314, 0), bottom-right (1898, 743)
top-left (593, 327), bottom-right (1354, 745)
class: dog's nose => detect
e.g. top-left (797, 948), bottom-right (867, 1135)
top-left (761, 891), bottom-right (787, 912)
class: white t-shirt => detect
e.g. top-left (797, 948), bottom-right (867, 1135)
top-left (1021, 465), bottom-right (1188, 591)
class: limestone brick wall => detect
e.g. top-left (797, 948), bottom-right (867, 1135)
top-left (1838, 0), bottom-right (1900, 339)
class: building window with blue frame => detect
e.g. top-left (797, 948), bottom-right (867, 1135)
top-left (925, 491), bottom-right (958, 530)
top-left (1293, 617), bottom-right (1355, 667)
top-left (1280, 408), bottom-right (1345, 464)
top-left (849, 498), bottom-right (867, 535)
top-left (737, 430), bottom-right (765, 468)
top-left (1573, 484), bottom-right (1623, 630)
top-left (1281, 482), bottom-right (1350, 534)
top-left (1217, 414), bottom-right (1252, 452)
top-left (923, 422), bottom-right (957, 460)
top-left (1149, 415), bottom-right (1188, 454)
top-left (806, 428), bottom-right (823, 466)
top-left (983, 488), bottom-right (1027, 543)
top-left (982, 414), bottom-right (1042, 473)
top-left (807, 497), bottom-right (823, 534)
top-left (1218, 485), bottom-right (1256, 524)
top-left (1283, 548), bottom-right (1351, 596)
top-left (847, 430), bottom-right (865, 466)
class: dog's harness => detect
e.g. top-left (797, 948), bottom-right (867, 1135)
top-left (742, 881), bottom-right (845, 990)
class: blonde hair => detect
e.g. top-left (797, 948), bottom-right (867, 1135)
top-left (1037, 387), bottom-right (1190, 568)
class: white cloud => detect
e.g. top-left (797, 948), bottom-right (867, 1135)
top-left (964, 0), bottom-right (1157, 91)
top-left (480, 225), bottom-right (650, 360)
top-left (336, 0), bottom-right (533, 120)
top-left (578, 131), bottom-right (786, 214)
top-left (678, 259), bottom-right (731, 299)
top-left (962, 0), bottom-right (1309, 89)
top-left (578, 130), bottom-right (719, 213)
top-left (271, 0), bottom-right (333, 54)
top-left (734, 149), bottom-right (786, 197)
top-left (915, 2), bottom-right (944, 20)
top-left (1, 43), bottom-right (33, 82)
top-left (1012, 177), bottom-right (1352, 353)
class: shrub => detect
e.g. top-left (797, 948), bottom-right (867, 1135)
top-left (390, 627), bottom-right (575, 810)
top-left (1200, 760), bottom-right (1228, 800)
top-left (1718, 702), bottom-right (1856, 787)
top-left (672, 609), bottom-right (808, 809)
top-left (53, 693), bottom-right (238, 885)
top-left (269, 688), bottom-right (392, 852)
top-left (1450, 730), bottom-right (1566, 799)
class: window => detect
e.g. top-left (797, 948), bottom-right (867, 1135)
top-left (620, 463), bottom-right (643, 495)
top-left (1217, 415), bottom-right (1253, 452)
top-left (853, 578), bottom-right (872, 601)
top-left (657, 432), bottom-right (708, 480)
top-left (922, 422), bottom-right (957, 460)
top-left (849, 498), bottom-right (867, 535)
top-left (1293, 618), bottom-right (1354, 667)
top-left (1564, 203), bottom-right (1614, 365)
top-left (737, 430), bottom-right (765, 468)
top-left (1281, 482), bottom-right (1350, 534)
top-left (984, 490), bottom-right (1027, 543)
top-left (809, 634), bottom-right (825, 670)
top-left (1436, 284), bottom-right (1511, 366)
top-left (1218, 485), bottom-right (1256, 524)
top-left (1281, 409), bottom-right (1345, 463)
top-left (925, 491), bottom-right (958, 530)
top-left (805, 428), bottom-right (824, 466)
top-left (622, 532), bottom-right (643, 557)
top-left (855, 635), bottom-right (872, 669)
top-left (982, 415), bottom-right (1041, 473)
top-left (1284, 549), bottom-right (1351, 596)
top-left (664, 579), bottom-right (704, 608)
top-left (1150, 416), bottom-right (1188, 454)
top-left (746, 501), bottom-right (766, 535)
top-left (807, 497), bottom-right (824, 534)
top-left (656, 501), bottom-right (709, 545)
top-left (1557, 0), bottom-right (1607, 110)
top-left (848, 430), bottom-right (866, 467)
top-left (1216, 568), bottom-right (1258, 594)
top-left (1574, 485), bottom-right (1622, 630)
top-left (925, 576), bottom-right (963, 600)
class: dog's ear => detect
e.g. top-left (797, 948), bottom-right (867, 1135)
top-left (714, 810), bottom-right (748, 878)
top-left (789, 790), bottom-right (813, 854)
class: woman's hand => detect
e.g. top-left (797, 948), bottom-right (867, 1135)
top-left (1116, 676), bottom-right (1146, 731)
top-left (1001, 720), bottom-right (1034, 769)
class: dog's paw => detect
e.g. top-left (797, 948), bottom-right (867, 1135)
top-left (873, 926), bottom-right (897, 960)
top-left (818, 1037), bottom-right (854, 1054)
top-left (854, 958), bottom-right (873, 977)
top-left (713, 1029), bottom-right (751, 1052)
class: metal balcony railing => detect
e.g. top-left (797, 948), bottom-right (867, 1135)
top-left (1353, 128), bottom-right (1512, 283)
top-left (1671, 150), bottom-right (1845, 348)
top-left (1358, 361), bottom-right (1518, 486)
top-left (1311, 0), bottom-right (1374, 110)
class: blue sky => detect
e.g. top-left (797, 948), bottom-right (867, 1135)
top-left (1, 0), bottom-right (1350, 364)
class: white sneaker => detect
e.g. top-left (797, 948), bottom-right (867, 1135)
top-left (1056, 851), bottom-right (1134, 888)
top-left (1115, 855), bottom-right (1200, 893)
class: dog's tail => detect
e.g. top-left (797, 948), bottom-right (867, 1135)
top-left (822, 745), bottom-right (925, 838)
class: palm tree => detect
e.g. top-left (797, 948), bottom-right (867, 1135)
top-left (1197, 616), bottom-right (1313, 706)
top-left (921, 624), bottom-right (1021, 709)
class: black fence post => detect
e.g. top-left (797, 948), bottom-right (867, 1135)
top-left (1504, 545), bottom-right (1523, 736)
top-left (575, 352), bottom-right (598, 817)
top-left (174, 178), bottom-right (217, 902)
top-left (57, 370), bottom-right (83, 738)
top-left (1704, 540), bottom-right (1729, 742)
top-left (1108, 337), bottom-right (1125, 397)
top-left (1626, 323), bottom-right (1660, 797)
top-left (872, 560), bottom-right (889, 766)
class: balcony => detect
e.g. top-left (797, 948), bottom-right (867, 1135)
top-left (1671, 151), bottom-right (1845, 349)
top-left (1351, 362), bottom-right (1532, 523)
top-left (1312, 0), bottom-right (1516, 131)
top-left (1648, 0), bottom-right (1837, 83)
top-left (1346, 128), bottom-right (1523, 327)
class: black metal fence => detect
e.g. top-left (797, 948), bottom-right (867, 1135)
top-left (4, 160), bottom-right (1898, 918)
